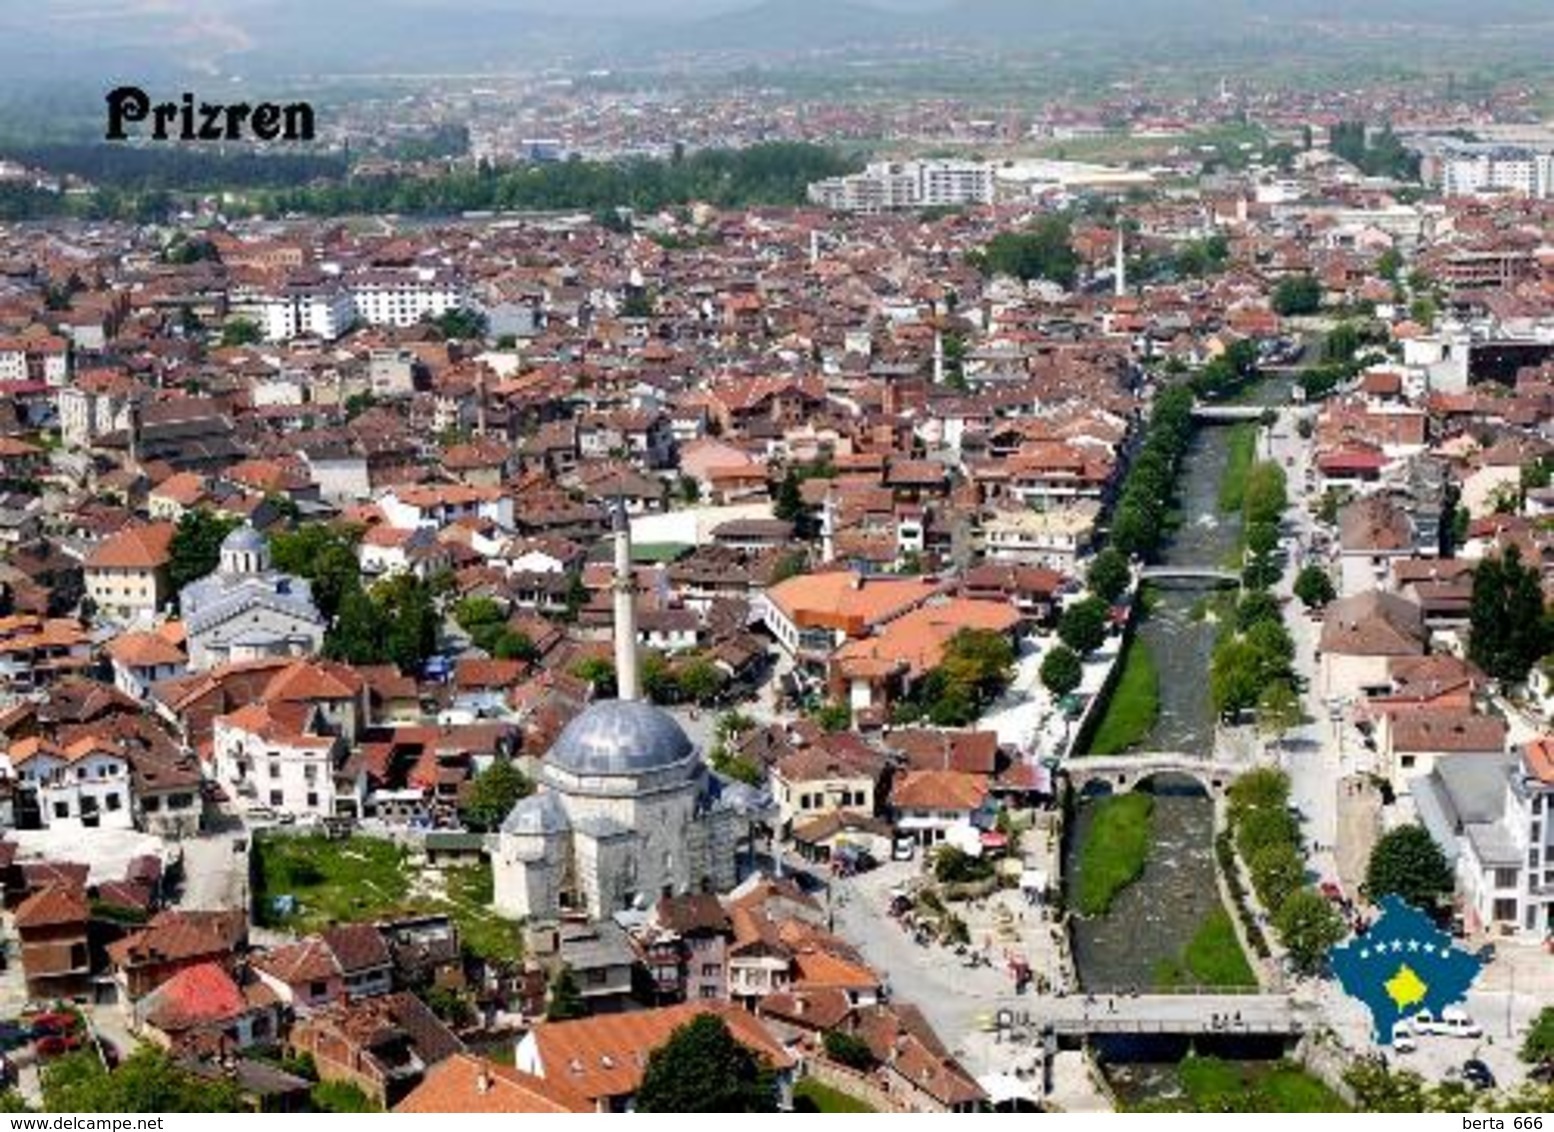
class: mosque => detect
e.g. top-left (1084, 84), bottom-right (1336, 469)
top-left (491, 508), bottom-right (762, 920)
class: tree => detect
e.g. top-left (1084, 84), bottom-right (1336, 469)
top-left (1365, 824), bottom-right (1454, 912)
top-left (773, 469), bottom-right (803, 524)
top-left (167, 509), bottom-right (241, 592)
top-left (642, 652), bottom-right (679, 704)
top-left (974, 216), bottom-right (1079, 288)
top-left (1256, 680), bottom-right (1303, 738)
top-left (219, 316), bottom-right (263, 347)
top-left (1245, 520), bottom-right (1279, 559)
top-left (822, 1029), bottom-right (877, 1072)
top-left (1294, 565), bottom-right (1336, 609)
top-left (1241, 462), bottom-right (1288, 526)
top-left (460, 758), bottom-right (532, 832)
top-left (42, 1048), bottom-right (245, 1112)
top-left (1058, 597), bottom-right (1109, 656)
top-left (1272, 274), bottom-right (1322, 316)
top-left (373, 574), bottom-right (441, 671)
top-left (1087, 547), bottom-right (1130, 604)
top-left (546, 965), bottom-right (587, 1022)
top-left (635, 1014), bottom-right (778, 1113)
top-left (431, 307), bottom-right (488, 341)
top-left (813, 702), bottom-right (851, 732)
top-left (676, 655), bottom-right (727, 706)
top-left (1228, 766), bottom-right (1291, 823)
top-left (1521, 1006), bottom-right (1554, 1067)
top-left (572, 657), bottom-right (617, 698)
top-left (1468, 546), bottom-right (1550, 685)
top-left (1040, 645), bottom-right (1082, 698)
top-left (1211, 637), bottom-right (1263, 718)
top-left (311, 1081), bottom-right (382, 1112)
top-left (1235, 589), bottom-right (1282, 632)
top-left (1377, 247), bottom-right (1403, 282)
top-left (1274, 888), bottom-right (1345, 976)
top-left (1342, 1058), bottom-right (1430, 1113)
top-left (270, 522), bottom-right (363, 621)
top-left (1235, 804), bottom-right (1300, 860)
top-left (1248, 843), bottom-right (1306, 913)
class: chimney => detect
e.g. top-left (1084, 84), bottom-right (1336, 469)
top-left (932, 328), bottom-right (945, 385)
top-left (476, 1066), bottom-right (492, 1094)
top-left (475, 367), bottom-right (488, 437)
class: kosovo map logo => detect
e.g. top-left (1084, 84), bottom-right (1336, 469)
top-left (1329, 894), bottom-right (1484, 1044)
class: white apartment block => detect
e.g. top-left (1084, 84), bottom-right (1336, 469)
top-left (1439, 145), bottom-right (1554, 200)
top-left (235, 269), bottom-right (470, 343)
top-left (348, 269), bottom-right (467, 328)
top-left (808, 160), bottom-right (995, 213)
top-left (236, 284), bottom-right (356, 342)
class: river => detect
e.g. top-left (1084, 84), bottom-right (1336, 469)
top-left (1066, 378), bottom-right (1295, 987)
top-left (1065, 377), bottom-right (1293, 1099)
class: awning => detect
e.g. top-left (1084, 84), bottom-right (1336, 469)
top-left (978, 1073), bottom-right (1038, 1106)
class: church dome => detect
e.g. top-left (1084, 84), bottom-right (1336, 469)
top-left (547, 699), bottom-right (694, 777)
top-left (221, 525), bottom-right (266, 556)
top-left (219, 523), bottom-right (271, 575)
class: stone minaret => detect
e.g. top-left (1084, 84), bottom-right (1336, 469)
top-left (933, 326), bottom-right (945, 385)
top-left (1114, 228), bottom-right (1127, 298)
top-left (612, 503), bottom-right (641, 701)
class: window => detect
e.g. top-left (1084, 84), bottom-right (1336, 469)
top-left (701, 964), bottom-right (720, 978)
top-left (306, 793), bottom-right (318, 809)
top-left (1493, 868), bottom-right (1519, 889)
top-left (105, 793), bottom-right (121, 812)
top-left (269, 790), bottom-right (283, 807)
top-left (53, 802), bottom-right (69, 819)
top-left (269, 763), bottom-right (281, 779)
top-left (1492, 898), bottom-right (1518, 923)
top-left (309, 981), bottom-right (327, 998)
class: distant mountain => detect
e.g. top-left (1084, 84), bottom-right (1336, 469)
top-left (3, 0), bottom-right (1553, 86)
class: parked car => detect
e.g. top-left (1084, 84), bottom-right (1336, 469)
top-left (1390, 1022), bottom-right (1416, 1053)
top-left (1409, 1008), bottom-right (1481, 1038)
top-left (892, 835), bottom-right (916, 862)
top-left (1462, 1059), bottom-right (1496, 1091)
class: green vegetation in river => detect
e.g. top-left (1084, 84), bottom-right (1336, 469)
top-left (1084, 636), bottom-right (1159, 756)
top-left (1075, 793), bottom-right (1154, 916)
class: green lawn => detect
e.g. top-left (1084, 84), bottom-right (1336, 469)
top-left (1151, 909), bottom-right (1257, 991)
top-left (793, 1079), bottom-right (878, 1113)
top-left (253, 835), bottom-right (522, 964)
top-left (1084, 636), bottom-right (1159, 755)
top-left (1075, 793), bottom-right (1154, 916)
top-left (1217, 423), bottom-right (1258, 514)
top-left (1169, 1057), bottom-right (1349, 1113)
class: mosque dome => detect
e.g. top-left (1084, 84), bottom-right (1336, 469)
top-left (547, 699), bottom-right (695, 777)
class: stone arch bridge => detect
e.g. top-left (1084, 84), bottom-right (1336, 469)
top-left (1062, 753), bottom-right (1241, 796)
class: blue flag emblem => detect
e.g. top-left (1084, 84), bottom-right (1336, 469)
top-left (1329, 894), bottom-right (1484, 1044)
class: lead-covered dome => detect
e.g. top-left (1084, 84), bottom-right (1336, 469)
top-left (547, 699), bottom-right (695, 776)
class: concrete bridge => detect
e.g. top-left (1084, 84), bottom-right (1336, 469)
top-left (1138, 565), bottom-right (1241, 587)
top-left (1033, 993), bottom-right (1302, 1038)
top-left (1191, 404), bottom-right (1271, 423)
top-left (1062, 752), bottom-right (1240, 795)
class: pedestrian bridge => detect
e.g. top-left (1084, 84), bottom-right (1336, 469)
top-left (1062, 752), bottom-right (1240, 795)
top-left (1036, 993), bottom-right (1302, 1038)
top-left (1138, 566), bottom-right (1241, 587)
top-left (1191, 404), bottom-right (1271, 423)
